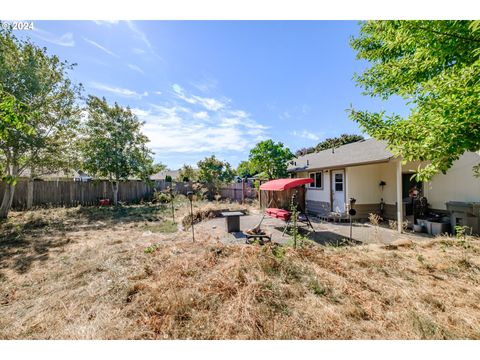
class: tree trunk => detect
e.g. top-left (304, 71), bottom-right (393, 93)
top-left (0, 182), bottom-right (16, 219)
top-left (112, 181), bottom-right (119, 206)
top-left (0, 164), bottom-right (19, 219)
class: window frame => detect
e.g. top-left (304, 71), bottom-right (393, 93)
top-left (308, 171), bottom-right (323, 190)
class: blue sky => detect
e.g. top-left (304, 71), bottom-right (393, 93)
top-left (15, 20), bottom-right (409, 169)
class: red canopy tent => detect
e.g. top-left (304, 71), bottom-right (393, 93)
top-left (260, 178), bottom-right (313, 191)
top-left (256, 178), bottom-right (315, 235)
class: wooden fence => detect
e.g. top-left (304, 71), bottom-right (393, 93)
top-left (1, 179), bottom-right (258, 210)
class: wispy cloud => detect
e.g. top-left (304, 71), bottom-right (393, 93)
top-left (154, 91), bottom-right (162, 96)
top-left (190, 74), bottom-right (218, 93)
top-left (126, 21), bottom-right (152, 49)
top-left (127, 64), bottom-right (144, 75)
top-left (132, 48), bottom-right (147, 55)
top-left (292, 130), bottom-right (322, 141)
top-left (172, 84), bottom-right (227, 112)
top-left (83, 37), bottom-right (118, 57)
top-left (90, 82), bottom-right (148, 99)
top-left (92, 20), bottom-right (120, 26)
top-left (32, 28), bottom-right (75, 47)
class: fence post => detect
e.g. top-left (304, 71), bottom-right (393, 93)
top-left (242, 179), bottom-right (245, 204)
top-left (69, 181), bottom-right (75, 206)
top-left (26, 179), bottom-right (34, 210)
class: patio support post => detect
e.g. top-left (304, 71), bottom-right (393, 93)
top-left (396, 159), bottom-right (403, 233)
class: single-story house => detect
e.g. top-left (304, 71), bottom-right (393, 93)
top-left (18, 168), bottom-right (92, 182)
top-left (151, 169), bottom-right (181, 181)
top-left (288, 138), bottom-right (480, 233)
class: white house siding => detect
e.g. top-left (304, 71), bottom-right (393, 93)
top-left (345, 162), bottom-right (398, 219)
top-left (297, 170), bottom-right (331, 215)
top-left (423, 152), bottom-right (480, 210)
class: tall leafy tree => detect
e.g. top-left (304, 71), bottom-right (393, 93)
top-left (80, 96), bottom-right (161, 205)
top-left (0, 91), bottom-right (36, 217)
top-left (236, 160), bottom-right (257, 178)
top-left (178, 164), bottom-right (197, 182)
top-left (349, 20), bottom-right (480, 180)
top-left (197, 155), bottom-right (235, 195)
top-left (295, 133), bottom-right (365, 156)
top-left (0, 28), bottom-right (81, 218)
top-left (249, 139), bottom-right (294, 180)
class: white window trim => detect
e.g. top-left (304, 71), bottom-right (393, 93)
top-left (308, 171), bottom-right (323, 190)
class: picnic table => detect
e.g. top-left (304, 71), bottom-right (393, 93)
top-left (221, 211), bottom-right (245, 232)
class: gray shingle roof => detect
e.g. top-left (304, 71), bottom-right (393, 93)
top-left (288, 138), bottom-right (394, 172)
top-left (150, 169), bottom-right (181, 180)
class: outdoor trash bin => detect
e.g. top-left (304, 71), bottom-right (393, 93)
top-left (221, 211), bottom-right (244, 233)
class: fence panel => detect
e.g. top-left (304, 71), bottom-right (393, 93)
top-left (0, 179), bottom-right (259, 210)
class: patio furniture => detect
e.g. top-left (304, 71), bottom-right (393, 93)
top-left (221, 211), bottom-right (245, 232)
top-left (257, 178), bottom-right (315, 236)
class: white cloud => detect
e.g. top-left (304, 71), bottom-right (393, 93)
top-left (193, 111), bottom-right (209, 120)
top-left (127, 64), bottom-right (144, 74)
top-left (191, 75), bottom-right (218, 93)
top-left (292, 130), bottom-right (322, 141)
top-left (172, 84), bottom-right (227, 112)
top-left (154, 91), bottom-right (162, 95)
top-left (126, 21), bottom-right (152, 49)
top-left (83, 37), bottom-right (118, 57)
top-left (135, 97), bottom-right (268, 155)
top-left (93, 20), bottom-right (120, 26)
top-left (131, 108), bottom-right (151, 117)
top-left (32, 28), bottom-right (75, 47)
top-left (280, 111), bottom-right (291, 120)
top-left (90, 82), bottom-right (147, 99)
top-left (132, 48), bottom-right (147, 54)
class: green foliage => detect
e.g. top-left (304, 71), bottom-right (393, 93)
top-left (0, 91), bottom-right (35, 184)
top-left (153, 191), bottom-right (172, 204)
top-left (197, 155), bottom-right (235, 194)
top-left (248, 139), bottom-right (294, 180)
top-left (0, 28), bottom-right (81, 217)
top-left (80, 96), bottom-right (159, 204)
top-left (178, 164), bottom-right (197, 182)
top-left (144, 243), bottom-right (160, 254)
top-left (349, 20), bottom-right (480, 181)
top-left (295, 134), bottom-right (364, 157)
top-left (236, 160), bottom-right (257, 178)
top-left (165, 175), bottom-right (173, 183)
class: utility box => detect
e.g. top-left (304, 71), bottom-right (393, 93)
top-left (446, 201), bottom-right (480, 236)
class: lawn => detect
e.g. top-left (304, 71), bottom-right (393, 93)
top-left (1, 203), bottom-right (479, 339)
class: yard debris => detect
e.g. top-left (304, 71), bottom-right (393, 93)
top-left (384, 238), bottom-right (414, 249)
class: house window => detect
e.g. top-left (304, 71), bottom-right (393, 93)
top-left (309, 172), bottom-right (323, 189)
top-left (334, 173), bottom-right (343, 191)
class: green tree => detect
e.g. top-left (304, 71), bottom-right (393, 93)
top-left (236, 160), bottom-right (257, 178)
top-left (197, 155), bottom-right (235, 195)
top-left (0, 28), bottom-right (81, 218)
top-left (0, 91), bottom-right (36, 217)
top-left (349, 20), bottom-right (480, 181)
top-left (248, 139), bottom-right (294, 180)
top-left (314, 134), bottom-right (364, 152)
top-left (80, 96), bottom-right (161, 205)
top-left (178, 164), bottom-right (197, 182)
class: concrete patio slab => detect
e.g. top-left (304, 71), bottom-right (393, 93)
top-left (195, 213), bottom-right (434, 246)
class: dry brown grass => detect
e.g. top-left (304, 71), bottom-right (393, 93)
top-left (1, 205), bottom-right (479, 339)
